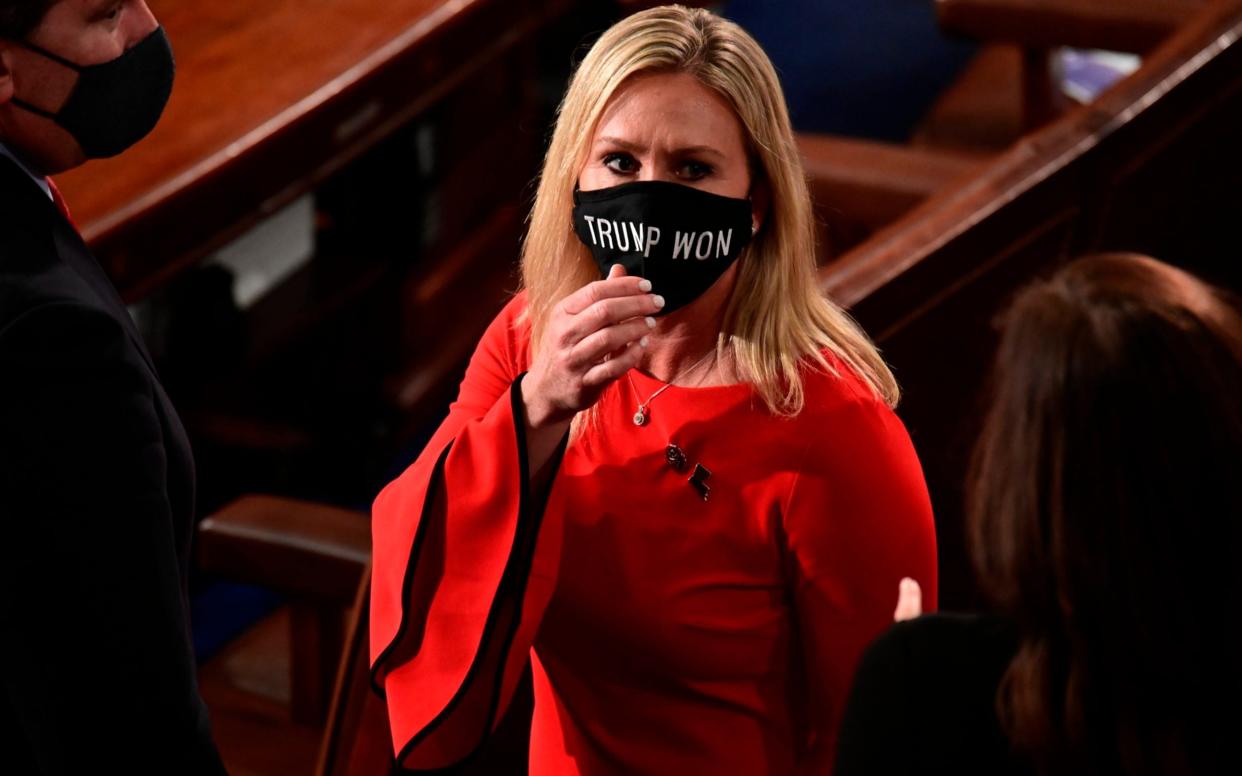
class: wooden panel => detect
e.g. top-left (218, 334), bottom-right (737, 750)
top-left (386, 202), bottom-right (525, 432)
top-left (200, 607), bottom-right (325, 776)
top-left (823, 0), bottom-right (1242, 606)
top-left (912, 44), bottom-right (1026, 152)
top-left (937, 0), bottom-right (1204, 53)
top-left (54, 0), bottom-right (571, 300)
top-left (1085, 55), bottom-right (1242, 289)
top-left (798, 133), bottom-right (988, 258)
top-left (869, 212), bottom-right (1078, 607)
top-left (197, 495), bottom-right (370, 604)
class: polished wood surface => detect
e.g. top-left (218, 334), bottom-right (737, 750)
top-left (823, 0), bottom-right (1242, 606)
top-left (199, 607), bottom-right (324, 776)
top-left (198, 495), bottom-right (370, 604)
top-left (825, 0), bottom-right (1241, 312)
top-left (799, 134), bottom-right (987, 257)
top-left (316, 569), bottom-right (392, 776)
top-left (913, 44), bottom-right (1026, 151)
top-left (936, 0), bottom-right (1205, 53)
top-left (54, 0), bottom-right (569, 300)
top-left (198, 495), bottom-right (371, 725)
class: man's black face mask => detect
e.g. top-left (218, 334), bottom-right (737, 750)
top-left (12, 26), bottom-right (175, 159)
top-left (572, 180), bottom-right (754, 316)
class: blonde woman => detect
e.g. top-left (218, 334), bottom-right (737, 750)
top-left (370, 5), bottom-right (937, 773)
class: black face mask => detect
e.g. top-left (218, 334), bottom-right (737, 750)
top-left (572, 180), bottom-right (754, 316)
top-left (12, 27), bottom-right (175, 159)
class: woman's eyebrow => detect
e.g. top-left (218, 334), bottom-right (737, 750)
top-left (595, 136), bottom-right (726, 158)
top-left (674, 145), bottom-right (727, 159)
top-left (596, 136), bottom-right (646, 153)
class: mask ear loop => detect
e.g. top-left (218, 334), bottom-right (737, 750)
top-left (9, 97), bottom-right (59, 119)
top-left (13, 39), bottom-right (85, 72)
top-left (7, 40), bottom-right (84, 119)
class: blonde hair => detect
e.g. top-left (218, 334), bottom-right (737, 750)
top-left (521, 4), bottom-right (898, 414)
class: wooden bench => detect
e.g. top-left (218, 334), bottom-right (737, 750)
top-left (196, 2), bottom-right (1242, 771)
top-left (823, 0), bottom-right (1242, 606)
top-left (55, 0), bottom-right (573, 301)
top-left (51, 0), bottom-right (595, 517)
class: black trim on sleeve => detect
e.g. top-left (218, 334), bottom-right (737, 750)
top-left (369, 440), bottom-right (456, 698)
top-left (379, 374), bottom-right (569, 770)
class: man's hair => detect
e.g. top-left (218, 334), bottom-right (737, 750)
top-left (0, 0), bottom-right (54, 40)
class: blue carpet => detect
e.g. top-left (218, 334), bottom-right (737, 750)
top-left (721, 0), bottom-right (977, 140)
top-left (191, 581), bottom-right (285, 664)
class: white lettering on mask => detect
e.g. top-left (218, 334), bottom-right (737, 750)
top-left (645, 225), bottom-right (661, 257)
top-left (597, 219), bottom-right (615, 250)
top-left (628, 222), bottom-right (644, 253)
top-left (615, 221), bottom-right (631, 251)
top-left (694, 231), bottom-right (713, 259)
top-left (673, 230), bottom-right (695, 259)
top-left (673, 229), bottom-right (735, 260)
top-left (584, 219), bottom-right (733, 260)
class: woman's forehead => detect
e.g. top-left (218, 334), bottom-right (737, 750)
top-left (592, 71), bottom-right (746, 153)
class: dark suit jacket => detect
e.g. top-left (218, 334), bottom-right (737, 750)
top-left (0, 156), bottom-right (226, 773)
top-left (834, 613), bottom-right (1033, 776)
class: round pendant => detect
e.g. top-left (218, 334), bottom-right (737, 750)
top-left (633, 408), bottom-right (647, 426)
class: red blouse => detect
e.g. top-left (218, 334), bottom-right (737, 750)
top-left (370, 293), bottom-right (937, 774)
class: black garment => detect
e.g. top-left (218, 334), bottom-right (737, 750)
top-left (0, 157), bottom-right (226, 774)
top-left (834, 613), bottom-right (1032, 776)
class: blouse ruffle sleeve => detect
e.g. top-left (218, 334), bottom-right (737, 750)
top-left (369, 293), bottom-right (564, 771)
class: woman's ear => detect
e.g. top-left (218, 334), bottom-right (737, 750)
top-left (750, 175), bottom-right (771, 235)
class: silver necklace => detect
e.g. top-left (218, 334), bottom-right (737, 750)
top-left (627, 349), bottom-right (716, 426)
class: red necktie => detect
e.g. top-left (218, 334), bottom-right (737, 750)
top-left (45, 176), bottom-right (77, 229)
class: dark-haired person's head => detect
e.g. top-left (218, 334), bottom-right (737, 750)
top-left (0, 0), bottom-right (169, 173)
top-left (0, 0), bottom-right (54, 40)
top-left (970, 253), bottom-right (1242, 774)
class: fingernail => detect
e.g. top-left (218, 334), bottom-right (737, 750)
top-left (645, 316), bottom-right (656, 329)
top-left (640, 336), bottom-right (650, 348)
top-left (638, 279), bottom-right (652, 292)
top-left (653, 295), bottom-right (665, 309)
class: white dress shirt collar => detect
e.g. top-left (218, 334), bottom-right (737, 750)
top-left (0, 142), bottom-right (53, 200)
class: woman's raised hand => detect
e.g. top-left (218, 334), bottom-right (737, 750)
top-left (522, 263), bottom-right (664, 428)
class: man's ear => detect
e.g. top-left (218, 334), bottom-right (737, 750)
top-left (0, 44), bottom-right (15, 104)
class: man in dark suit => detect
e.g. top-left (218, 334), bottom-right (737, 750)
top-left (0, 1), bottom-right (227, 772)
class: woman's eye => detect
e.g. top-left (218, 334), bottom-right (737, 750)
top-left (603, 153), bottom-right (638, 174)
top-left (678, 161), bottom-right (713, 180)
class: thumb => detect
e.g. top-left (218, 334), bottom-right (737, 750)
top-left (608, 263), bottom-right (627, 280)
top-left (893, 577), bottom-right (923, 622)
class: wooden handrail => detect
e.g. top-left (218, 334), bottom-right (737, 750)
top-left (937, 0), bottom-right (1204, 53)
top-left (799, 134), bottom-right (987, 233)
top-left (826, 0), bottom-right (1242, 318)
top-left (197, 495), bottom-right (370, 604)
